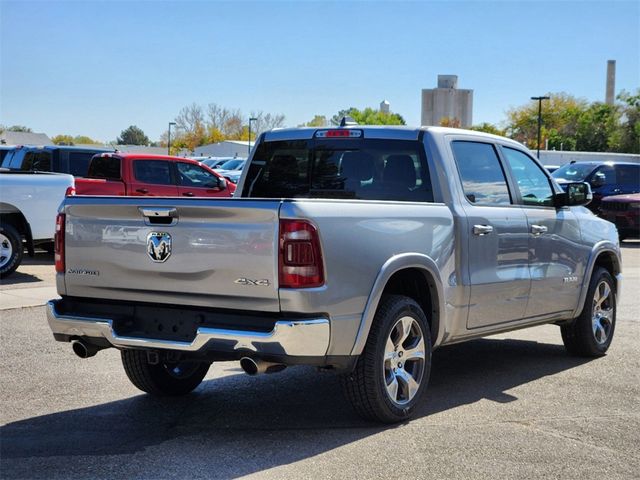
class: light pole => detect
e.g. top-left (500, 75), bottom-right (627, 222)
top-left (530, 96), bottom-right (550, 158)
top-left (168, 122), bottom-right (176, 155)
top-left (248, 117), bottom-right (257, 156)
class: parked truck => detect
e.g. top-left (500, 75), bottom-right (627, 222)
top-left (46, 125), bottom-right (621, 423)
top-left (0, 170), bottom-right (74, 277)
top-left (75, 153), bottom-right (235, 197)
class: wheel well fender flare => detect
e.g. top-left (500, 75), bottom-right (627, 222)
top-left (573, 241), bottom-right (621, 317)
top-left (350, 253), bottom-right (445, 356)
top-left (0, 205), bottom-right (34, 256)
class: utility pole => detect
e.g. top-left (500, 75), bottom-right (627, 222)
top-left (530, 96), bottom-right (550, 159)
top-left (168, 122), bottom-right (176, 155)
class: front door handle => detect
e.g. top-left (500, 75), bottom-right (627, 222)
top-left (531, 224), bottom-right (548, 235)
top-left (182, 192), bottom-right (194, 197)
top-left (136, 188), bottom-right (149, 194)
top-left (473, 224), bottom-right (494, 236)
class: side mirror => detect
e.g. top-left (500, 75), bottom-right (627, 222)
top-left (555, 182), bottom-right (592, 207)
top-left (218, 177), bottom-right (227, 190)
top-left (590, 173), bottom-right (605, 188)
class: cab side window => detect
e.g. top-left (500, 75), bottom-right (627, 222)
top-left (502, 147), bottom-right (554, 207)
top-left (133, 160), bottom-right (173, 185)
top-left (451, 141), bottom-right (511, 206)
top-left (176, 162), bottom-right (219, 188)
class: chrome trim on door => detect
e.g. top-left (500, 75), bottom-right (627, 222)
top-left (531, 224), bottom-right (548, 235)
top-left (472, 224), bottom-right (494, 236)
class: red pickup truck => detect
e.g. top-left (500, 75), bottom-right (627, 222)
top-left (75, 153), bottom-right (235, 197)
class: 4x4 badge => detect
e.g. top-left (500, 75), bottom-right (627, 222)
top-left (147, 232), bottom-right (172, 263)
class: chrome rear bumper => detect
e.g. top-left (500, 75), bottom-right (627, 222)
top-left (46, 300), bottom-right (330, 357)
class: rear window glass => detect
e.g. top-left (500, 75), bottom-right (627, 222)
top-left (615, 165), bottom-right (640, 186)
top-left (22, 151), bottom-right (52, 171)
top-left (243, 138), bottom-right (434, 202)
top-left (88, 156), bottom-right (121, 180)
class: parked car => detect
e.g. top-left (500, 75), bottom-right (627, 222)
top-left (543, 164), bottom-right (560, 173)
top-left (599, 193), bottom-right (640, 241)
top-left (0, 170), bottom-right (74, 277)
top-left (201, 157), bottom-right (238, 169)
top-left (1, 145), bottom-right (113, 177)
top-left (74, 153), bottom-right (235, 197)
top-left (216, 158), bottom-right (247, 183)
top-left (47, 125), bottom-right (620, 424)
top-left (552, 161), bottom-right (640, 211)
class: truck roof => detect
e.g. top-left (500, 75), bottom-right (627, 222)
top-left (263, 125), bottom-right (525, 147)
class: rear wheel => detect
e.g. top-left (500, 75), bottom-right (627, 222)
top-left (561, 267), bottom-right (616, 357)
top-left (341, 295), bottom-right (432, 423)
top-left (121, 350), bottom-right (211, 396)
top-left (0, 223), bottom-right (23, 279)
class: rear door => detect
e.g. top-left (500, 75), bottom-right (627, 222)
top-left (450, 140), bottom-right (531, 329)
top-left (175, 161), bottom-right (228, 197)
top-left (62, 197), bottom-right (282, 311)
top-left (130, 159), bottom-right (179, 196)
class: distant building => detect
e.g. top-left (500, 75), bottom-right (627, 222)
top-left (193, 140), bottom-right (252, 158)
top-left (421, 75), bottom-right (473, 127)
top-left (380, 100), bottom-right (390, 114)
top-left (0, 131), bottom-right (52, 146)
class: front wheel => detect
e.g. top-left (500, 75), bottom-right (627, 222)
top-left (341, 295), bottom-right (432, 423)
top-left (561, 267), bottom-right (616, 357)
top-left (121, 350), bottom-right (211, 396)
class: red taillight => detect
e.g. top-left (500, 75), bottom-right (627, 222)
top-left (279, 219), bottom-right (324, 288)
top-left (315, 129), bottom-right (363, 138)
top-left (54, 214), bottom-right (65, 273)
top-left (65, 186), bottom-right (76, 196)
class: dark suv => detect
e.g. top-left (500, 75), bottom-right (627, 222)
top-left (552, 161), bottom-right (640, 211)
top-left (1, 145), bottom-right (113, 177)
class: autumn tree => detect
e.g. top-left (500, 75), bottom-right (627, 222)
top-left (51, 134), bottom-right (75, 145)
top-left (117, 125), bottom-right (149, 145)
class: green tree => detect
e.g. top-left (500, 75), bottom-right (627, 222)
top-left (331, 107), bottom-right (406, 126)
top-left (469, 122), bottom-right (506, 136)
top-left (117, 125), bottom-right (149, 145)
top-left (51, 134), bottom-right (75, 145)
top-left (302, 115), bottom-right (327, 127)
top-left (617, 89), bottom-right (640, 153)
top-left (6, 125), bottom-right (32, 132)
top-left (575, 103), bottom-right (620, 152)
top-left (506, 93), bottom-right (588, 150)
top-left (73, 135), bottom-right (99, 145)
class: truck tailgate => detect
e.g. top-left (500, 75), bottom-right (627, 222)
top-left (61, 197), bottom-right (281, 312)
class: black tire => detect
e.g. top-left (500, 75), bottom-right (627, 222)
top-left (561, 267), bottom-right (616, 357)
top-left (341, 294), bottom-right (432, 423)
top-left (0, 223), bottom-right (23, 279)
top-left (121, 350), bottom-right (211, 396)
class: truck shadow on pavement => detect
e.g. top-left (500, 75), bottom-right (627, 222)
top-left (1, 337), bottom-right (593, 477)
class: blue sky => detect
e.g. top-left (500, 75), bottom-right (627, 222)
top-left (1, 0), bottom-right (638, 142)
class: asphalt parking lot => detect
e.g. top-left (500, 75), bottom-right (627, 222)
top-left (1, 244), bottom-right (639, 480)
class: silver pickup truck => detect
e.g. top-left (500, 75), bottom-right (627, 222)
top-left (47, 125), bottom-right (621, 423)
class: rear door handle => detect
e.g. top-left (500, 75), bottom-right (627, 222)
top-left (136, 188), bottom-right (149, 194)
top-left (473, 224), bottom-right (494, 236)
top-left (531, 224), bottom-right (548, 235)
top-left (182, 192), bottom-right (194, 197)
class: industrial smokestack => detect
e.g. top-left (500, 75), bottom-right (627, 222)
top-left (606, 60), bottom-right (616, 106)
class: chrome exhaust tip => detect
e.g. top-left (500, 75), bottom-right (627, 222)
top-left (240, 357), bottom-right (286, 375)
top-left (71, 340), bottom-right (98, 359)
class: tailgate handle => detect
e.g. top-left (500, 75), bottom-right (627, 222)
top-left (139, 207), bottom-right (178, 225)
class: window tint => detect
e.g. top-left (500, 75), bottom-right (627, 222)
top-left (88, 156), bottom-right (121, 180)
top-left (244, 139), bottom-right (433, 202)
top-left (615, 165), bottom-right (640, 186)
top-left (67, 152), bottom-right (95, 176)
top-left (451, 141), bottom-right (511, 205)
top-left (591, 165), bottom-right (616, 186)
top-left (133, 160), bottom-right (173, 185)
top-left (502, 147), bottom-right (554, 207)
top-left (176, 162), bottom-right (219, 188)
top-left (22, 151), bottom-right (52, 171)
